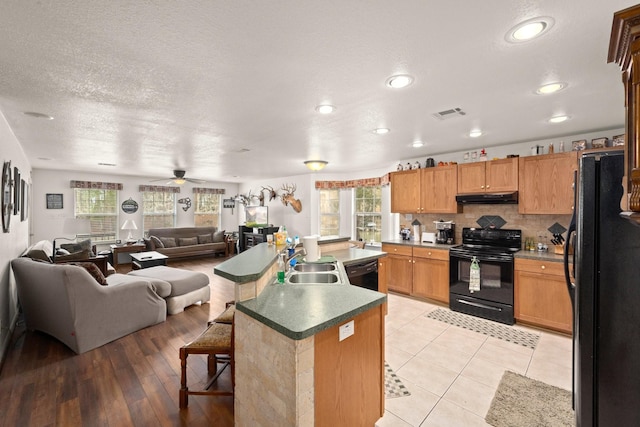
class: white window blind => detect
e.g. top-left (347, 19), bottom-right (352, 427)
top-left (354, 186), bottom-right (381, 243)
top-left (74, 188), bottom-right (118, 242)
top-left (194, 193), bottom-right (221, 228)
top-left (319, 189), bottom-right (340, 236)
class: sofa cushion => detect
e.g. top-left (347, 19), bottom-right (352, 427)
top-left (55, 249), bottom-right (93, 262)
top-left (60, 239), bottom-right (93, 256)
top-left (178, 237), bottom-right (198, 246)
top-left (143, 237), bottom-right (154, 251)
top-left (213, 230), bottom-right (225, 243)
top-left (197, 233), bottom-right (213, 244)
top-left (56, 248), bottom-right (71, 256)
top-left (21, 240), bottom-right (54, 262)
top-left (159, 237), bottom-right (176, 248)
top-left (150, 235), bottom-right (164, 248)
top-left (65, 262), bottom-right (108, 285)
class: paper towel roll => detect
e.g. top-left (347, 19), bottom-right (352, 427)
top-left (303, 235), bottom-right (319, 262)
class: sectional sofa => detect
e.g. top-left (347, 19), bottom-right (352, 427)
top-left (144, 226), bottom-right (229, 259)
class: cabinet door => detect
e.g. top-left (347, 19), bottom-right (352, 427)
top-left (485, 158), bottom-right (518, 192)
top-left (412, 257), bottom-right (449, 303)
top-left (518, 152), bottom-right (577, 214)
top-left (457, 162), bottom-right (486, 194)
top-left (421, 165), bottom-right (460, 213)
top-left (514, 259), bottom-right (572, 334)
top-left (385, 254), bottom-right (413, 294)
top-left (391, 170), bottom-right (421, 213)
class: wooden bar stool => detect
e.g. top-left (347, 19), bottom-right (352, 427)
top-left (179, 311), bottom-right (234, 408)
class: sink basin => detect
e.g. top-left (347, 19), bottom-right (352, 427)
top-left (287, 272), bottom-right (340, 284)
top-left (293, 263), bottom-right (336, 272)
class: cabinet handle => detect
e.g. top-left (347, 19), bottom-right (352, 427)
top-left (481, 185), bottom-right (485, 189)
top-left (428, 251), bottom-right (432, 256)
top-left (541, 265), bottom-right (546, 270)
top-left (486, 185), bottom-right (490, 189)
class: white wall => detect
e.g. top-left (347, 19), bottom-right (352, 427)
top-left (0, 112), bottom-right (31, 363)
top-left (31, 169), bottom-right (239, 248)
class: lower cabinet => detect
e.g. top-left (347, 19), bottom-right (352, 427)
top-left (381, 244), bottom-right (449, 303)
top-left (514, 258), bottom-right (573, 334)
top-left (412, 247), bottom-right (449, 303)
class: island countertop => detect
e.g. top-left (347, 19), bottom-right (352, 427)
top-left (214, 242), bottom-right (387, 340)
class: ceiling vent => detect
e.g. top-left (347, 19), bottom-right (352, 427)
top-left (431, 107), bottom-right (466, 120)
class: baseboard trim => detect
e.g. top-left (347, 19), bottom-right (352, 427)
top-left (0, 309), bottom-right (20, 372)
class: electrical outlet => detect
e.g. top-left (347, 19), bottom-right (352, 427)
top-left (339, 320), bottom-right (354, 342)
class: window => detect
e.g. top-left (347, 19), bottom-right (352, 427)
top-left (354, 186), bottom-right (381, 243)
top-left (142, 191), bottom-right (176, 233)
top-left (194, 193), bottom-right (221, 227)
top-left (74, 188), bottom-right (118, 242)
top-left (319, 189), bottom-right (340, 236)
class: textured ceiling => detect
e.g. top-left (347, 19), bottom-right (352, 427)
top-left (0, 0), bottom-right (635, 182)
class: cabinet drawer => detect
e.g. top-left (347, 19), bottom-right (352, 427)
top-left (515, 258), bottom-right (564, 276)
top-left (381, 244), bottom-right (413, 257)
top-left (413, 247), bottom-right (449, 261)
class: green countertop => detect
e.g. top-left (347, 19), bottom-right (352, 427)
top-left (215, 241), bottom-right (387, 340)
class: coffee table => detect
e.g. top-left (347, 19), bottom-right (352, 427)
top-left (130, 251), bottom-right (169, 270)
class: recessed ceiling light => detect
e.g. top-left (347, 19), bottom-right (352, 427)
top-left (372, 128), bottom-right (390, 134)
top-left (469, 130), bottom-right (483, 138)
top-left (536, 82), bottom-right (566, 95)
top-left (98, 162), bottom-right (116, 166)
top-left (548, 115), bottom-right (570, 123)
top-left (412, 141), bottom-right (424, 148)
top-left (37, 157), bottom-right (53, 161)
top-left (23, 111), bottom-right (54, 120)
top-left (506, 17), bottom-right (554, 43)
top-left (385, 74), bottom-right (414, 89)
top-left (315, 104), bottom-right (336, 114)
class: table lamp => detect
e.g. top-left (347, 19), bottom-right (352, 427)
top-left (121, 219), bottom-right (138, 243)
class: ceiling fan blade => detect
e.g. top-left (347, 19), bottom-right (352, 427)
top-left (186, 178), bottom-right (206, 184)
top-left (149, 177), bottom-right (173, 182)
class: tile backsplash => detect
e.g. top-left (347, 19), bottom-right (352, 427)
top-left (403, 204), bottom-right (571, 248)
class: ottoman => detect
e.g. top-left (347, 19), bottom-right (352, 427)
top-left (128, 266), bottom-right (210, 315)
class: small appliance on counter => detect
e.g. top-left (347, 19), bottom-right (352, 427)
top-left (422, 232), bottom-right (436, 243)
top-left (434, 220), bottom-right (455, 244)
top-left (411, 219), bottom-right (422, 241)
top-left (400, 227), bottom-right (411, 240)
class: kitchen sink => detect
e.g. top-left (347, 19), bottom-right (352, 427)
top-left (286, 272), bottom-right (341, 284)
top-left (293, 263), bottom-right (336, 272)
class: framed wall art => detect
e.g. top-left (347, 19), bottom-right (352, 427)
top-left (612, 134), bottom-right (625, 146)
top-left (591, 137), bottom-right (608, 149)
top-left (572, 139), bottom-right (587, 151)
top-left (46, 193), bottom-right (63, 209)
top-left (21, 180), bottom-right (28, 221)
top-left (2, 161), bottom-right (12, 233)
top-left (13, 167), bottom-right (19, 215)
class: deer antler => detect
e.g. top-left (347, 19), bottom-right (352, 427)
top-left (279, 183), bottom-right (302, 212)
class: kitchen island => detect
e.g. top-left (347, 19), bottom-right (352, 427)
top-left (214, 240), bottom-right (387, 426)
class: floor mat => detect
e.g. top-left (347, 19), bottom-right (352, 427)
top-left (426, 308), bottom-right (540, 349)
top-left (385, 362), bottom-right (410, 399)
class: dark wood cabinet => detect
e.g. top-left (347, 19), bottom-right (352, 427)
top-left (238, 226), bottom-right (279, 252)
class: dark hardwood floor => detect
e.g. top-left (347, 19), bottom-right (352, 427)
top-left (0, 257), bottom-right (237, 427)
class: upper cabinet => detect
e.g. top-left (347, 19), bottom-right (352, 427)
top-left (457, 158), bottom-right (518, 194)
top-left (518, 152), bottom-right (578, 214)
top-left (390, 166), bottom-right (460, 214)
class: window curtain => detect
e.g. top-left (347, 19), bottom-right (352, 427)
top-left (70, 180), bottom-right (123, 190)
top-left (315, 173), bottom-right (390, 189)
top-left (138, 185), bottom-right (181, 193)
top-left (193, 187), bottom-right (226, 194)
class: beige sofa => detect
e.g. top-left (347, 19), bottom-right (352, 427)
top-left (145, 227), bottom-right (228, 259)
top-left (22, 239), bottom-right (116, 276)
top-left (11, 258), bottom-right (168, 354)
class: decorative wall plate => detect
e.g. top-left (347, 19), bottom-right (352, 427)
top-left (121, 197), bottom-right (138, 214)
top-left (2, 161), bottom-right (13, 233)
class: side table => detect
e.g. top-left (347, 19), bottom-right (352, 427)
top-left (110, 243), bottom-right (146, 269)
top-left (130, 251), bottom-right (168, 270)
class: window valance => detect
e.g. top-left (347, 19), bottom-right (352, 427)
top-left (193, 187), bottom-right (226, 194)
top-left (315, 174), bottom-right (390, 189)
top-left (138, 185), bottom-right (181, 193)
top-left (70, 180), bottom-right (123, 190)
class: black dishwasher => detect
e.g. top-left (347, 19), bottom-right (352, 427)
top-left (345, 259), bottom-right (378, 291)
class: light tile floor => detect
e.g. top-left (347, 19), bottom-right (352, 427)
top-left (377, 293), bottom-right (573, 427)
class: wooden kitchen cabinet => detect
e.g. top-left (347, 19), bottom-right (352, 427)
top-left (518, 152), bottom-right (578, 214)
top-left (420, 165), bottom-right (460, 213)
top-left (381, 244), bottom-right (413, 294)
top-left (412, 247), bottom-right (449, 303)
top-left (457, 158), bottom-right (518, 194)
top-left (514, 258), bottom-right (573, 334)
top-left (390, 169), bottom-right (421, 213)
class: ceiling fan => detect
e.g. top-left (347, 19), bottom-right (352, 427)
top-left (150, 169), bottom-right (205, 185)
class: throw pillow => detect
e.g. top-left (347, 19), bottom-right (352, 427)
top-left (60, 239), bottom-right (93, 256)
top-left (178, 237), bottom-right (198, 246)
top-left (197, 233), bottom-right (213, 244)
top-left (66, 262), bottom-right (108, 285)
top-left (55, 249), bottom-right (93, 261)
top-left (143, 237), bottom-right (154, 251)
top-left (150, 235), bottom-right (164, 248)
top-left (213, 230), bottom-right (225, 243)
top-left (56, 248), bottom-right (71, 256)
top-left (159, 237), bottom-right (177, 248)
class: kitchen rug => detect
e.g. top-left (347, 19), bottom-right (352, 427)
top-left (384, 362), bottom-right (410, 399)
top-left (485, 371), bottom-right (574, 427)
top-left (426, 308), bottom-right (539, 349)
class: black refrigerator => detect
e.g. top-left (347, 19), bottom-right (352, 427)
top-left (565, 150), bottom-right (640, 426)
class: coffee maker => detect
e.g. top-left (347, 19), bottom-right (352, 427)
top-left (434, 220), bottom-right (455, 244)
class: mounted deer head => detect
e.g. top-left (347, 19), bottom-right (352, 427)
top-left (262, 185), bottom-right (278, 202)
top-left (280, 183), bottom-right (302, 213)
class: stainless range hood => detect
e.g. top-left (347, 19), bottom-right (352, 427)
top-left (455, 191), bottom-right (518, 204)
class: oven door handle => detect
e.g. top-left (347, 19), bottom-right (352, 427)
top-left (451, 253), bottom-right (512, 263)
